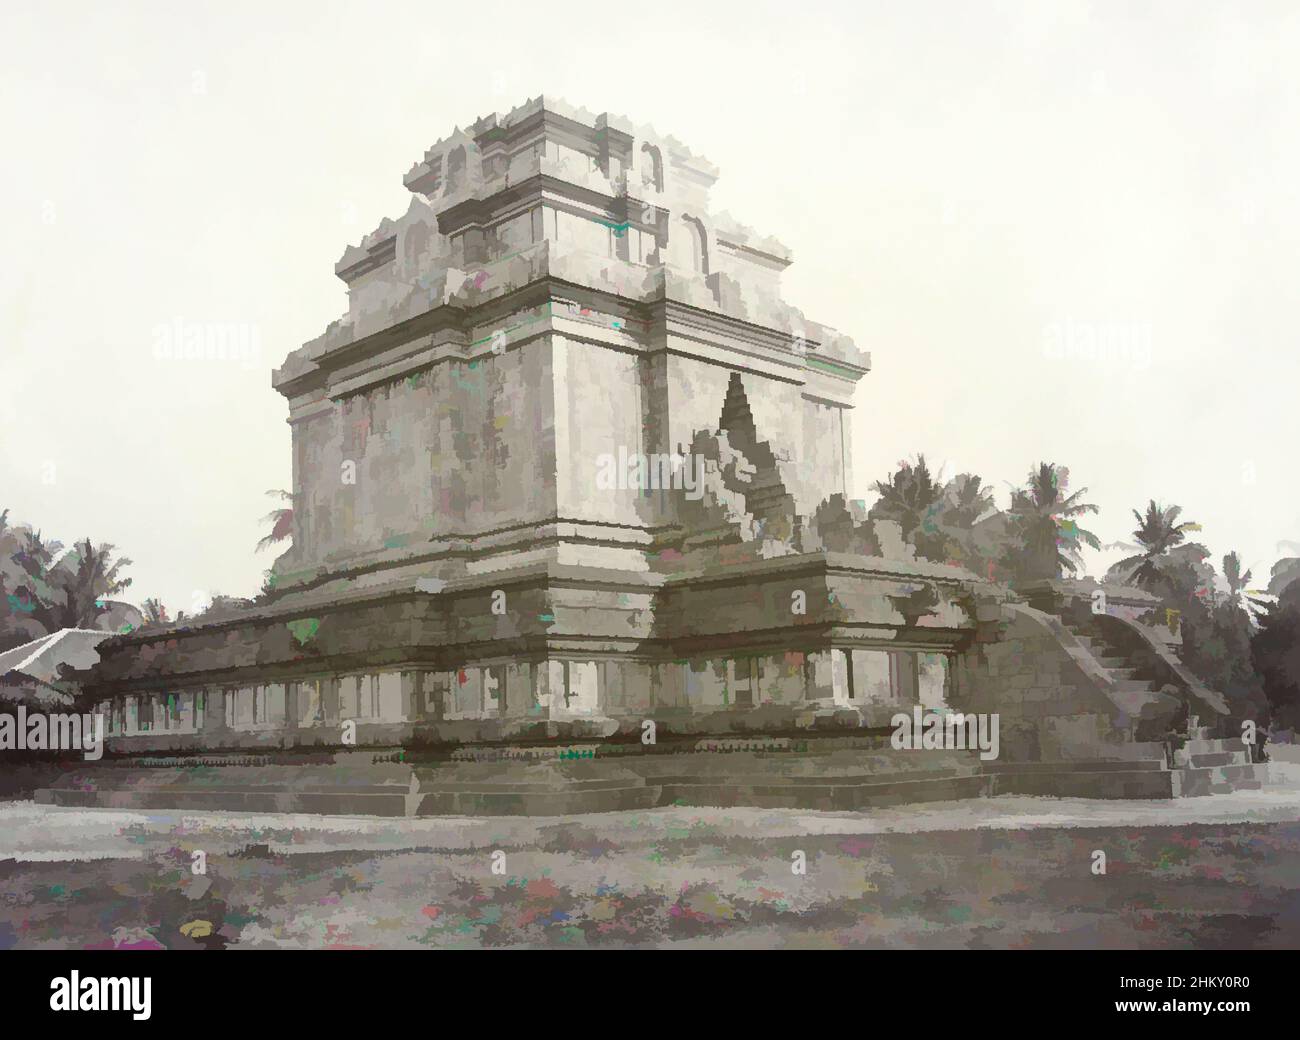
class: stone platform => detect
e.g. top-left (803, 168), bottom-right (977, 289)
top-left (32, 736), bottom-right (1272, 816)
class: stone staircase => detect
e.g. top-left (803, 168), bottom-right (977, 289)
top-left (1059, 620), bottom-right (1268, 796)
top-left (1170, 733), bottom-right (1267, 795)
top-left (1062, 619), bottom-right (1163, 704)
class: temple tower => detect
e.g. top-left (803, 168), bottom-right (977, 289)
top-left (271, 96), bottom-right (870, 587)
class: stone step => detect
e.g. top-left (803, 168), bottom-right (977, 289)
top-left (1112, 678), bottom-right (1157, 693)
top-left (1173, 764), bottom-right (1268, 797)
top-left (659, 773), bottom-right (991, 811)
top-left (37, 785), bottom-right (412, 816)
top-left (1182, 751), bottom-right (1251, 768)
top-left (981, 759), bottom-right (1166, 774)
top-left (1105, 667), bottom-right (1141, 680)
top-left (654, 766), bottom-right (980, 788)
top-left (1069, 633), bottom-right (1135, 667)
top-left (1066, 629), bottom-right (1129, 658)
top-left (414, 784), bottom-right (661, 816)
top-left (989, 769), bottom-right (1175, 799)
top-left (31, 745), bottom-right (1271, 817)
top-left (1182, 738), bottom-right (1249, 756)
top-left (412, 775), bottom-right (647, 793)
top-left (38, 774), bottom-right (663, 817)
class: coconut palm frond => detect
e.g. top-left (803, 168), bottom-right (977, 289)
top-left (256, 490), bottom-right (295, 553)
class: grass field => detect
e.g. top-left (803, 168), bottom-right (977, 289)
top-left (3, 795), bottom-right (1300, 948)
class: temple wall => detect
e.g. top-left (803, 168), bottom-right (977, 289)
top-left (800, 394), bottom-right (848, 508)
top-left (283, 297), bottom-right (858, 579)
top-left (91, 638), bottom-right (960, 754)
top-left (662, 355), bottom-right (848, 519)
top-left (715, 246), bottom-right (782, 298)
top-left (553, 335), bottom-right (648, 527)
top-left (288, 339), bottom-right (558, 569)
top-left (663, 353), bottom-right (733, 458)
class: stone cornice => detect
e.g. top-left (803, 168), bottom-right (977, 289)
top-left (276, 268), bottom-right (866, 402)
top-left (334, 234), bottom-right (397, 283)
top-left (433, 173), bottom-right (644, 238)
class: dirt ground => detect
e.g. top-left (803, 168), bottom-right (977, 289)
top-left (3, 794), bottom-right (1300, 948)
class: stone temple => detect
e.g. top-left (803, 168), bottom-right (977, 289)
top-left (53, 97), bottom-right (1262, 813)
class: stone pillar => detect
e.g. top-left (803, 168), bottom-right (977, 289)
top-left (890, 650), bottom-right (920, 707)
top-left (284, 682), bottom-right (300, 737)
top-left (650, 661), bottom-right (686, 711)
top-left (830, 649), bottom-right (852, 707)
top-left (297, 678), bottom-right (326, 728)
top-left (400, 672), bottom-right (419, 722)
top-left (505, 663), bottom-right (536, 719)
top-left (422, 671), bottom-right (447, 722)
top-left (795, 649), bottom-right (863, 727)
top-left (618, 661), bottom-right (653, 714)
top-left (602, 660), bottom-right (625, 715)
top-left (323, 677), bottom-right (341, 725)
top-left (536, 660), bottom-right (564, 715)
top-left (203, 688), bottom-right (228, 738)
top-left (918, 652), bottom-right (948, 711)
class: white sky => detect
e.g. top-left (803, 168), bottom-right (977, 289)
top-left (3, 0), bottom-right (1298, 614)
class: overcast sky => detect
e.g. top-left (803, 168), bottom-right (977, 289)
top-left (3, 0), bottom-right (1298, 614)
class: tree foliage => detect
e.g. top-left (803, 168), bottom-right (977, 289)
top-left (1253, 579), bottom-right (1300, 730)
top-left (1109, 501), bottom-right (1204, 590)
top-left (0, 511), bottom-right (135, 651)
top-left (1005, 462), bottom-right (1100, 581)
top-left (256, 489), bottom-right (294, 553)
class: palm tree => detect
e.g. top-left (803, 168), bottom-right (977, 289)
top-left (870, 455), bottom-right (944, 541)
top-left (1, 522), bottom-right (60, 631)
top-left (1112, 501), bottom-right (1200, 589)
top-left (1223, 551), bottom-right (1252, 598)
top-left (1006, 462), bottom-right (1100, 580)
top-left (1220, 550), bottom-right (1268, 626)
top-left (10, 525), bottom-right (56, 588)
top-left (53, 538), bottom-right (133, 629)
top-left (257, 489), bottom-right (294, 553)
top-left (1, 517), bottom-right (135, 644)
top-left (931, 473), bottom-right (1004, 574)
top-left (941, 473), bottom-right (996, 529)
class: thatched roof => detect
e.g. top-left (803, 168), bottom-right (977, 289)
top-left (0, 629), bottom-right (112, 707)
